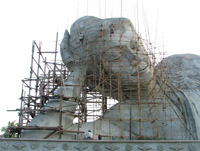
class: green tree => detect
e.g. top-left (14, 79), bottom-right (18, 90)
top-left (0, 121), bottom-right (18, 138)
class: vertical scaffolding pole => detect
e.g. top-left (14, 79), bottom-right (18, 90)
top-left (136, 40), bottom-right (142, 138)
top-left (35, 42), bottom-right (42, 97)
top-left (129, 104), bottom-right (132, 140)
top-left (53, 32), bottom-right (58, 92)
top-left (59, 95), bottom-right (63, 139)
top-left (28, 41), bottom-right (35, 107)
top-left (19, 83), bottom-right (24, 127)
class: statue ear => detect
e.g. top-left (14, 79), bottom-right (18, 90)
top-left (60, 30), bottom-right (73, 66)
top-left (60, 29), bottom-right (70, 50)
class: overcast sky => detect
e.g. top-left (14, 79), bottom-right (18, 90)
top-left (0, 0), bottom-right (200, 129)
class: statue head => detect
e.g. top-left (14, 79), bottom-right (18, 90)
top-left (61, 16), bottom-right (154, 102)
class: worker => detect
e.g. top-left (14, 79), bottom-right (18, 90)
top-left (39, 81), bottom-right (46, 107)
top-left (109, 24), bottom-right (114, 38)
top-left (99, 24), bottom-right (103, 37)
top-left (79, 32), bottom-right (84, 45)
top-left (84, 130), bottom-right (93, 139)
top-left (39, 81), bottom-right (45, 96)
top-left (98, 134), bottom-right (102, 140)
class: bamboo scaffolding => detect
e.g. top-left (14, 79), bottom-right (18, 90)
top-left (8, 20), bottom-right (194, 140)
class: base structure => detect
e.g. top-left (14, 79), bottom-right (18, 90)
top-left (0, 139), bottom-right (199, 151)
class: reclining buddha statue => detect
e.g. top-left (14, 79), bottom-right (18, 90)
top-left (22, 16), bottom-right (200, 140)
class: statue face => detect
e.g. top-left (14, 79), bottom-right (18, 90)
top-left (61, 16), bottom-right (153, 100)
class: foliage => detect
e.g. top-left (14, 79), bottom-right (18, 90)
top-left (0, 121), bottom-right (18, 138)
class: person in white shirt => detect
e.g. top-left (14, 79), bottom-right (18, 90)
top-left (79, 32), bottom-right (84, 45)
top-left (84, 130), bottom-right (93, 139)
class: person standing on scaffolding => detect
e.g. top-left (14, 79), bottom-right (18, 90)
top-left (99, 24), bottom-right (103, 37)
top-left (109, 23), bottom-right (114, 38)
top-left (84, 130), bottom-right (93, 140)
top-left (79, 32), bottom-right (84, 45)
top-left (39, 81), bottom-right (46, 108)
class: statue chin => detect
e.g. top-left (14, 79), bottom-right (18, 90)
top-left (22, 16), bottom-right (200, 140)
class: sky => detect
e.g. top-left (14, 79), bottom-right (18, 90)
top-left (0, 0), bottom-right (200, 130)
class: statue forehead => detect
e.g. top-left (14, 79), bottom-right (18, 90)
top-left (70, 16), bottom-right (131, 34)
